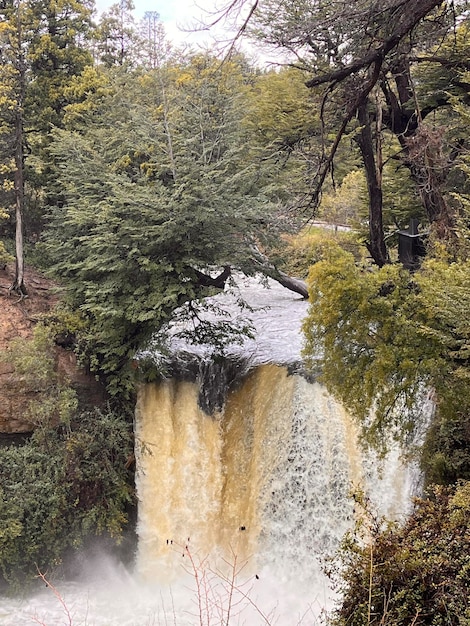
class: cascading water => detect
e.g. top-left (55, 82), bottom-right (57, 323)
top-left (1, 277), bottom-right (423, 625)
top-left (132, 276), bottom-right (421, 622)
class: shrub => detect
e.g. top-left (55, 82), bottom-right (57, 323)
top-left (276, 228), bottom-right (364, 279)
top-left (329, 482), bottom-right (470, 625)
top-left (0, 408), bottom-right (133, 588)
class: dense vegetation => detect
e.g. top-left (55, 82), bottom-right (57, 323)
top-left (0, 328), bottom-right (133, 588)
top-left (0, 409), bottom-right (133, 588)
top-left (328, 483), bottom-right (470, 625)
top-left (1, 0), bottom-right (470, 619)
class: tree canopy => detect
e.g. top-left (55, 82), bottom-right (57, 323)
top-left (44, 57), bottom-right (280, 393)
top-left (243, 0), bottom-right (470, 264)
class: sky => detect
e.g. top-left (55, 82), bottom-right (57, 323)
top-left (95, 0), bottom-right (239, 50)
top-left (94, 0), bottom-right (280, 63)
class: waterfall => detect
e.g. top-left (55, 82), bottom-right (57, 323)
top-left (1, 277), bottom-right (422, 625)
top-left (134, 365), bottom-right (417, 621)
top-left (131, 277), bottom-right (420, 621)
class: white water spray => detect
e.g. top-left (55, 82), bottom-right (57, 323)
top-left (0, 277), bottom-right (422, 625)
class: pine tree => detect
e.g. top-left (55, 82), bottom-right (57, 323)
top-left (0, 1), bottom-right (27, 293)
top-left (0, 0), bottom-right (94, 291)
top-left (94, 0), bottom-right (137, 67)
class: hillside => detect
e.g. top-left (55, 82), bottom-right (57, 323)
top-left (0, 263), bottom-right (106, 435)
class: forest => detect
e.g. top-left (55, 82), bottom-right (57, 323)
top-left (1, 0), bottom-right (470, 622)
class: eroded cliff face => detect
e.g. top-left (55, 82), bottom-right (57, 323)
top-left (0, 263), bottom-right (106, 434)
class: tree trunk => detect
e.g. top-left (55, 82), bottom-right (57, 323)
top-left (11, 1), bottom-right (26, 296)
top-left (405, 134), bottom-right (455, 239)
top-left (381, 62), bottom-right (455, 237)
top-left (250, 246), bottom-right (309, 298)
top-left (262, 267), bottom-right (309, 299)
top-left (194, 263), bottom-right (309, 299)
top-left (13, 119), bottom-right (26, 295)
top-left (356, 101), bottom-right (389, 267)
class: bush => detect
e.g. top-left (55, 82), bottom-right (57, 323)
top-left (329, 482), bottom-right (470, 625)
top-left (0, 408), bottom-right (134, 588)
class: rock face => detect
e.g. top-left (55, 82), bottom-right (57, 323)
top-left (0, 263), bottom-right (107, 434)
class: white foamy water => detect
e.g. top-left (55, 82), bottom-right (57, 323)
top-left (0, 276), bottom-right (425, 625)
top-left (147, 274), bottom-right (310, 367)
top-left (0, 557), bottom-right (330, 625)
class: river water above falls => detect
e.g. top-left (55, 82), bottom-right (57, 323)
top-left (1, 277), bottom-right (422, 625)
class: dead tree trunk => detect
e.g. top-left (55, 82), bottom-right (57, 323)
top-left (250, 246), bottom-right (309, 299)
top-left (194, 261), bottom-right (309, 300)
top-left (12, 106), bottom-right (26, 296)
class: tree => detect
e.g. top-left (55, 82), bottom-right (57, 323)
top-left (0, 406), bottom-right (133, 587)
top-left (242, 66), bottom-right (324, 211)
top-left (236, 0), bottom-right (470, 263)
top-left (23, 0), bottom-right (94, 230)
top-left (0, 1), bottom-right (28, 294)
top-left (138, 10), bottom-right (168, 69)
top-left (44, 57), bottom-right (283, 393)
top-left (25, 0), bottom-right (93, 132)
top-left (0, 0), bottom-right (94, 292)
top-left (94, 0), bottom-right (137, 67)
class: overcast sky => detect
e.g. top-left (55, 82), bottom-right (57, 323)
top-left (94, 0), bottom-right (283, 65)
top-left (95, 0), bottom-right (236, 49)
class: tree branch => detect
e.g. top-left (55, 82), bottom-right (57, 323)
top-left (250, 247), bottom-right (309, 299)
top-left (305, 0), bottom-right (443, 89)
top-left (307, 59), bottom-right (384, 215)
top-left (192, 266), bottom-right (232, 289)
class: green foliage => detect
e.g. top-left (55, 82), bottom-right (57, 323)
top-left (329, 482), bottom-right (470, 625)
top-left (44, 58), bottom-right (278, 394)
top-left (24, 0), bottom-right (94, 132)
top-left (416, 257), bottom-right (470, 484)
top-left (61, 65), bottom-right (114, 128)
top-left (39, 302), bottom-right (88, 338)
top-left (276, 227), bottom-right (364, 279)
top-left (0, 408), bottom-right (133, 588)
top-left (303, 245), bottom-right (470, 454)
top-left (242, 65), bottom-right (327, 208)
top-left (413, 21), bottom-right (470, 112)
top-left (0, 240), bottom-right (13, 267)
top-left (304, 247), bottom-right (431, 449)
top-left (0, 17), bottom-right (20, 223)
top-left (0, 0), bottom-right (96, 267)
top-left (381, 159), bottom-right (424, 236)
top-left (1, 325), bottom-right (78, 428)
top-left (94, 0), bottom-right (137, 67)
top-left (243, 66), bottom-right (320, 150)
top-left (421, 409), bottom-right (470, 487)
top-left (450, 89), bottom-right (470, 259)
top-left (318, 170), bottom-right (368, 226)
